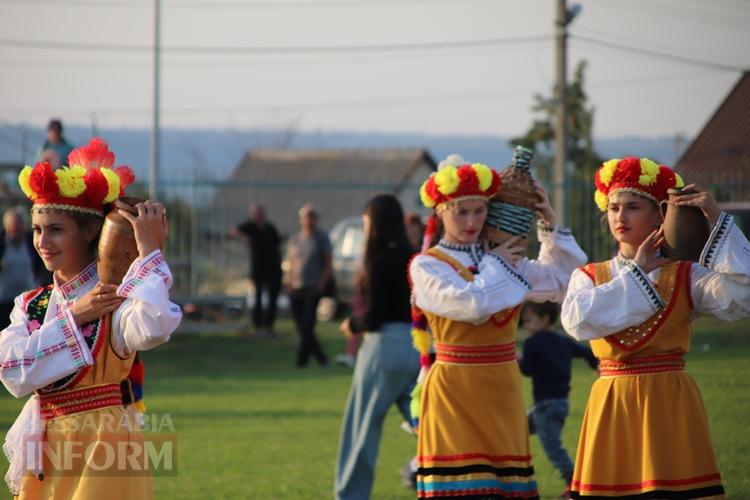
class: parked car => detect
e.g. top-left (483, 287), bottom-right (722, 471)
top-left (328, 215), bottom-right (364, 308)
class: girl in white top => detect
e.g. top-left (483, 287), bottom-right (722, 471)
top-left (0, 138), bottom-right (181, 499)
top-left (561, 157), bottom-right (749, 498)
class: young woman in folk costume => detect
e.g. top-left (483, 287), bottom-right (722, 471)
top-left (409, 155), bottom-right (587, 499)
top-left (0, 138), bottom-right (182, 499)
top-left (562, 157), bottom-right (750, 499)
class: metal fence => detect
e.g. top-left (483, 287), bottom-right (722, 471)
top-left (156, 176), bottom-right (749, 300)
top-left (1, 174), bottom-right (746, 300)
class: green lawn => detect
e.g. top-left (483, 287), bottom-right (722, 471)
top-left (0, 317), bottom-right (748, 499)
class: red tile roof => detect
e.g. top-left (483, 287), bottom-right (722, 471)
top-left (676, 71), bottom-right (750, 199)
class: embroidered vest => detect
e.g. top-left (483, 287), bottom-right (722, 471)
top-left (420, 248), bottom-right (520, 346)
top-left (580, 260), bottom-right (694, 361)
top-left (22, 285), bottom-right (135, 394)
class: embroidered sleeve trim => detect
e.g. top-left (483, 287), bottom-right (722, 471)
top-left (485, 253), bottom-right (531, 290)
top-left (0, 341), bottom-right (69, 371)
top-left (117, 251), bottom-right (167, 298)
top-left (56, 308), bottom-right (90, 369)
top-left (625, 262), bottom-right (665, 311)
top-left (699, 211), bottom-right (732, 269)
top-left (536, 221), bottom-right (573, 237)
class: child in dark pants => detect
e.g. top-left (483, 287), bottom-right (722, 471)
top-left (518, 301), bottom-right (598, 496)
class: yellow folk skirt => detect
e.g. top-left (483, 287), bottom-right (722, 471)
top-left (17, 406), bottom-right (152, 500)
top-left (572, 371), bottom-right (724, 498)
top-left (417, 361), bottom-right (538, 499)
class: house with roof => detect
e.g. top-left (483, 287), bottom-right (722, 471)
top-left (675, 71), bottom-right (750, 232)
top-left (214, 148), bottom-right (437, 236)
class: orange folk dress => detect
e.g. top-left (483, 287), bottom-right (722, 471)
top-left (0, 251), bottom-right (182, 499)
top-left (410, 227), bottom-right (586, 499)
top-left (562, 212), bottom-right (750, 498)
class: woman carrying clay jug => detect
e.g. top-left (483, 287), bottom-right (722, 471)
top-left (562, 157), bottom-right (750, 498)
top-left (0, 138), bottom-right (181, 499)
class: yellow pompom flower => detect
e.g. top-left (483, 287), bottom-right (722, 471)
top-left (434, 167), bottom-right (459, 196)
top-left (675, 173), bottom-right (685, 188)
top-left (419, 181), bottom-right (436, 208)
top-left (472, 163), bottom-right (492, 191)
top-left (598, 159), bottom-right (619, 186)
top-left (638, 158), bottom-right (660, 186)
top-left (56, 166), bottom-right (87, 198)
top-left (18, 166), bottom-right (36, 200)
top-left (411, 328), bottom-right (432, 355)
top-left (100, 168), bottom-right (121, 203)
top-left (595, 190), bottom-right (609, 212)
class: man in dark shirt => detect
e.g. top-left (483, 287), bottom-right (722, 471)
top-left (0, 209), bottom-right (51, 329)
top-left (518, 301), bottom-right (598, 496)
top-left (230, 204), bottom-right (282, 335)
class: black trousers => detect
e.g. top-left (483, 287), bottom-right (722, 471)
top-left (289, 288), bottom-right (327, 366)
top-left (251, 274), bottom-right (281, 329)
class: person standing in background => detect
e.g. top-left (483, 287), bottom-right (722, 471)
top-left (38, 119), bottom-right (74, 168)
top-left (286, 203), bottom-right (331, 367)
top-left (0, 209), bottom-right (49, 329)
top-left (230, 203), bottom-right (282, 336)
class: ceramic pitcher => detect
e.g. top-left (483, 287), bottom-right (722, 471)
top-left (660, 188), bottom-right (710, 262)
top-left (97, 197), bottom-right (143, 285)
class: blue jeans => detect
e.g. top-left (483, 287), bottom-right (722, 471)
top-left (334, 323), bottom-right (420, 500)
top-left (528, 398), bottom-right (574, 484)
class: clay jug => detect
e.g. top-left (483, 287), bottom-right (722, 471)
top-left (660, 188), bottom-right (710, 262)
top-left (97, 197), bottom-right (143, 285)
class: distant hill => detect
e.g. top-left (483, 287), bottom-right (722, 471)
top-left (0, 124), bottom-right (684, 182)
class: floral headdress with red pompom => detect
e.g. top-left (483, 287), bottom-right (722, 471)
top-left (419, 154), bottom-right (501, 212)
top-left (594, 157), bottom-right (684, 211)
top-left (18, 138), bottom-right (135, 217)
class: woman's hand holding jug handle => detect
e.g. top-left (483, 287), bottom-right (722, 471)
top-left (120, 201), bottom-right (169, 259)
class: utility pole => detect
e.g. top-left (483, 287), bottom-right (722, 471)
top-left (554, 0), bottom-right (568, 226)
top-left (150, 0), bottom-right (161, 201)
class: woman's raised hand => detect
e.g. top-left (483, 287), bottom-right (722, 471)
top-left (71, 283), bottom-right (124, 326)
top-left (634, 227), bottom-right (670, 274)
top-left (672, 184), bottom-right (722, 225)
top-left (121, 201), bottom-right (169, 259)
top-left (533, 182), bottom-right (558, 227)
top-left (339, 318), bottom-right (353, 339)
top-left (486, 235), bottom-right (525, 266)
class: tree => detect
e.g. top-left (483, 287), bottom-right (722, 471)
top-left (511, 60), bottom-right (613, 260)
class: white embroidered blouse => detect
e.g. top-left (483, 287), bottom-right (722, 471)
top-left (0, 249), bottom-right (182, 398)
top-left (561, 212), bottom-right (750, 341)
top-left (410, 223), bottom-right (588, 325)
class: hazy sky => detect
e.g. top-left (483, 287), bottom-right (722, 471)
top-left (1, 0), bottom-right (748, 138)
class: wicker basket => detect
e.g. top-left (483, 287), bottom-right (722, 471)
top-left (484, 146), bottom-right (539, 249)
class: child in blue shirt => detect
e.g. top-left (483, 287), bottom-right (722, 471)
top-left (519, 301), bottom-right (598, 495)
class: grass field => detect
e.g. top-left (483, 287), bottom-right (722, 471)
top-left (1, 317), bottom-right (749, 499)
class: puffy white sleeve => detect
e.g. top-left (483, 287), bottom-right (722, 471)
top-left (517, 223), bottom-right (588, 303)
top-left (0, 295), bottom-right (94, 398)
top-left (561, 263), bottom-right (665, 341)
top-left (410, 252), bottom-right (531, 325)
top-left (111, 250), bottom-right (182, 357)
top-left (690, 212), bottom-right (750, 321)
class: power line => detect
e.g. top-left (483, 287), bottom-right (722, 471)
top-left (599, 0), bottom-right (750, 30)
top-left (0, 69), bottom-right (726, 119)
top-left (0, 35), bottom-right (551, 55)
top-left (3, 0), bottom-right (497, 8)
top-left (571, 34), bottom-right (747, 73)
